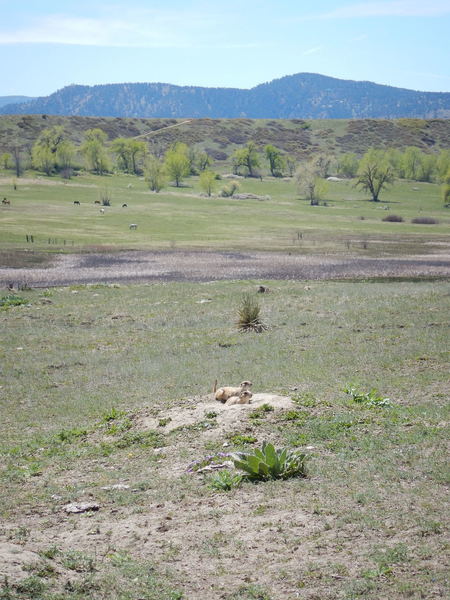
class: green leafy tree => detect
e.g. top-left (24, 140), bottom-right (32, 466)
top-left (285, 155), bottom-right (297, 177)
top-left (232, 142), bottom-right (260, 177)
top-left (127, 139), bottom-right (147, 175)
top-left (401, 146), bottom-right (422, 180)
top-left (1, 152), bottom-right (12, 170)
top-left (442, 167), bottom-right (450, 206)
top-left (111, 137), bottom-right (131, 172)
top-left (337, 153), bottom-right (359, 178)
top-left (197, 151), bottom-right (212, 172)
top-left (56, 140), bottom-right (76, 178)
top-left (164, 143), bottom-right (190, 187)
top-left (436, 150), bottom-right (450, 181)
top-left (31, 126), bottom-right (66, 175)
top-left (144, 156), bottom-right (167, 192)
top-left (295, 162), bottom-right (328, 205)
top-left (264, 145), bottom-right (285, 177)
top-left (199, 170), bottom-right (217, 197)
top-left (81, 128), bottom-right (110, 175)
top-left (355, 148), bottom-right (394, 201)
top-left (32, 145), bottom-right (54, 175)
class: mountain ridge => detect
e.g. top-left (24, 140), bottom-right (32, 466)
top-left (1, 73), bottom-right (449, 119)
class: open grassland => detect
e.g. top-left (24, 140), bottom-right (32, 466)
top-left (0, 172), bottom-right (449, 258)
top-left (1, 279), bottom-right (449, 599)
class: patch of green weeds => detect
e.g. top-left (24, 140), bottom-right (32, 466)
top-left (204, 411), bottom-right (218, 419)
top-left (0, 294), bottom-right (29, 309)
top-left (207, 469), bottom-right (242, 491)
top-left (55, 428), bottom-right (87, 443)
top-left (158, 417), bottom-right (172, 427)
top-left (249, 404), bottom-right (274, 420)
top-left (279, 410), bottom-right (306, 422)
top-left (39, 546), bottom-right (60, 560)
top-left (114, 430), bottom-right (163, 449)
top-left (23, 561), bottom-right (57, 579)
top-left (292, 392), bottom-right (318, 408)
top-left (101, 407), bottom-right (127, 423)
top-left (344, 385), bottom-right (391, 407)
top-left (226, 584), bottom-right (273, 599)
top-left (228, 433), bottom-right (257, 446)
top-left (61, 550), bottom-right (96, 573)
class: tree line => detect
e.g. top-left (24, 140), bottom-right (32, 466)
top-left (1, 125), bottom-right (449, 204)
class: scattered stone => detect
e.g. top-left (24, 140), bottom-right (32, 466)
top-left (63, 502), bottom-right (100, 514)
top-left (100, 484), bottom-right (130, 491)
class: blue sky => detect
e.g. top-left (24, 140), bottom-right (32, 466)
top-left (1, 0), bottom-right (449, 96)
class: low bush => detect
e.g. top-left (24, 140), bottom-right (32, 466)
top-left (411, 216), bottom-right (439, 224)
top-left (382, 214), bottom-right (404, 222)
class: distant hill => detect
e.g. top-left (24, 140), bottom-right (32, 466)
top-left (1, 115), bottom-right (449, 162)
top-left (1, 73), bottom-right (449, 119)
top-left (0, 96), bottom-right (34, 109)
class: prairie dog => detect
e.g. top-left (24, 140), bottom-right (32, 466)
top-left (215, 380), bottom-right (252, 403)
top-left (225, 390), bottom-right (253, 406)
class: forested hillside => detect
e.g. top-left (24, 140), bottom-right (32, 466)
top-left (1, 73), bottom-right (449, 119)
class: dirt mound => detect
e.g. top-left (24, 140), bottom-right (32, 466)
top-left (139, 393), bottom-right (294, 436)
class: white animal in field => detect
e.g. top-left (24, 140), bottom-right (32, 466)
top-left (100, 208), bottom-right (105, 214)
top-left (214, 381), bottom-right (252, 403)
top-left (129, 223), bottom-right (137, 230)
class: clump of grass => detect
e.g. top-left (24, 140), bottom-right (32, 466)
top-left (382, 214), bottom-right (404, 222)
top-left (249, 404), bottom-right (274, 420)
top-left (237, 293), bottom-right (267, 333)
top-left (228, 433), bottom-right (258, 445)
top-left (411, 216), bottom-right (439, 224)
top-left (0, 294), bottom-right (29, 309)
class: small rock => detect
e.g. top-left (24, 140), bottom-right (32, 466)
top-left (63, 502), bottom-right (100, 514)
top-left (101, 484), bottom-right (130, 491)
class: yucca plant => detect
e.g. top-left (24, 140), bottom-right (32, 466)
top-left (231, 442), bottom-right (307, 481)
top-left (236, 293), bottom-right (267, 332)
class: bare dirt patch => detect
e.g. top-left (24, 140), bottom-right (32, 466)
top-left (1, 249), bottom-right (450, 288)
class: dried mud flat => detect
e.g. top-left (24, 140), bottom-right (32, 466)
top-left (2, 248), bottom-right (450, 287)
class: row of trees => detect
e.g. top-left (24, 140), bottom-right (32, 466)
top-left (2, 126), bottom-right (449, 203)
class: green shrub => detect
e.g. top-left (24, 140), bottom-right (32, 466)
top-left (231, 442), bottom-right (308, 481)
top-left (237, 293), bottom-right (267, 332)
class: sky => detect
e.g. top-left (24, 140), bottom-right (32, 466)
top-left (1, 0), bottom-right (449, 97)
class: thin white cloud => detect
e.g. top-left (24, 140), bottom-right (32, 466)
top-left (0, 8), bottom-right (251, 48)
top-left (322, 1), bottom-right (450, 18)
top-left (303, 46), bottom-right (323, 56)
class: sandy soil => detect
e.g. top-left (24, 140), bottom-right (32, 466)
top-left (1, 249), bottom-right (450, 288)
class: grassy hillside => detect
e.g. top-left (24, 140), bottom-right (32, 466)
top-left (1, 115), bottom-right (450, 161)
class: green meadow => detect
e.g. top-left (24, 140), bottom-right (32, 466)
top-left (0, 171), bottom-right (448, 255)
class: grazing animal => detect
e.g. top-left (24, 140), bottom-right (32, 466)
top-left (225, 390), bottom-right (253, 406)
top-left (2, 198), bottom-right (10, 205)
top-left (73, 200), bottom-right (80, 205)
top-left (94, 200), bottom-right (101, 204)
top-left (122, 203), bottom-right (128, 208)
top-left (100, 208), bottom-right (105, 214)
top-left (129, 223), bottom-right (137, 230)
top-left (215, 380), bottom-right (252, 403)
